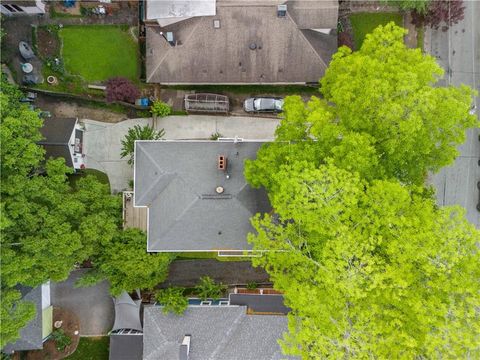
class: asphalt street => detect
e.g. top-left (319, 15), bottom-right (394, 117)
top-left (428, 0), bottom-right (480, 228)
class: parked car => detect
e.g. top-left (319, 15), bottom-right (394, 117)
top-left (243, 97), bottom-right (283, 113)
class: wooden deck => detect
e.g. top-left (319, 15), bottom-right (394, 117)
top-left (123, 192), bottom-right (147, 231)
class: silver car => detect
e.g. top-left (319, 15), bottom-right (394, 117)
top-left (243, 97), bottom-right (284, 113)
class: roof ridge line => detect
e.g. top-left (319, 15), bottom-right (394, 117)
top-left (208, 309), bottom-right (245, 360)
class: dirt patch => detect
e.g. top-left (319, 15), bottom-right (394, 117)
top-left (26, 307), bottom-right (80, 360)
top-left (37, 27), bottom-right (60, 59)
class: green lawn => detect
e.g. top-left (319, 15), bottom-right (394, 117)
top-left (66, 337), bottom-right (109, 360)
top-left (349, 13), bottom-right (404, 50)
top-left (59, 25), bottom-right (139, 82)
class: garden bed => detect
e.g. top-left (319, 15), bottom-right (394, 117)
top-left (26, 308), bottom-right (80, 360)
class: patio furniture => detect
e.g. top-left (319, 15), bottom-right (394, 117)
top-left (19, 41), bottom-right (35, 60)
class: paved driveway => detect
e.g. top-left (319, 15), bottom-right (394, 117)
top-left (83, 115), bottom-right (279, 193)
top-left (51, 269), bottom-right (114, 336)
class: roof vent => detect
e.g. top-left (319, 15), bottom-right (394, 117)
top-left (216, 186), bottom-right (224, 194)
top-left (277, 4), bottom-right (287, 17)
top-left (218, 155), bottom-right (227, 171)
top-left (249, 43), bottom-right (257, 50)
top-left (160, 31), bottom-right (176, 46)
top-left (213, 19), bottom-right (220, 28)
top-left (179, 335), bottom-right (191, 360)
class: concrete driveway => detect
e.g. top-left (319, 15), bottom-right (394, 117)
top-left (83, 115), bottom-right (279, 193)
top-left (51, 269), bottom-right (114, 336)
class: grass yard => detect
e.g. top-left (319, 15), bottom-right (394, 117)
top-left (349, 13), bottom-right (404, 49)
top-left (59, 25), bottom-right (139, 82)
top-left (66, 337), bottom-right (109, 360)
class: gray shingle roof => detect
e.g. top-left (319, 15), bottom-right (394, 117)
top-left (134, 140), bottom-right (271, 251)
top-left (3, 286), bottom-right (43, 353)
top-left (110, 334), bottom-right (143, 360)
top-left (38, 118), bottom-right (76, 167)
top-left (143, 306), bottom-right (298, 360)
top-left (146, 0), bottom-right (338, 84)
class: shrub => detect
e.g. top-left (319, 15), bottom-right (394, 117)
top-left (105, 77), bottom-right (140, 104)
top-left (51, 329), bottom-right (72, 352)
top-left (246, 281), bottom-right (258, 290)
top-left (195, 276), bottom-right (227, 300)
top-left (150, 100), bottom-right (172, 118)
top-left (120, 124), bottom-right (165, 165)
top-left (155, 287), bottom-right (188, 315)
top-left (210, 132), bottom-right (223, 140)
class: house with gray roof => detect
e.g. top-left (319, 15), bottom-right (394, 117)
top-left (2, 283), bottom-right (53, 355)
top-left (143, 305), bottom-right (297, 360)
top-left (133, 140), bottom-right (271, 252)
top-left (144, 0), bottom-right (338, 84)
top-left (38, 117), bottom-right (85, 171)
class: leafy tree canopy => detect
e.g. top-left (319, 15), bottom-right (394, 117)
top-left (120, 124), bottom-right (165, 165)
top-left (246, 23), bottom-right (477, 189)
top-left (78, 229), bottom-right (175, 296)
top-left (383, 0), bottom-right (431, 13)
top-left (155, 287), bottom-right (188, 315)
top-left (249, 163), bottom-right (480, 359)
top-left (0, 78), bottom-right (121, 346)
top-left (245, 23), bottom-right (480, 359)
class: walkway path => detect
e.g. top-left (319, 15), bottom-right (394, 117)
top-left (83, 115), bottom-right (279, 193)
top-left (162, 260), bottom-right (270, 288)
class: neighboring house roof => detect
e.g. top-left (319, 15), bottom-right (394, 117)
top-left (134, 140), bottom-right (271, 251)
top-left (146, 0), bottom-right (216, 25)
top-left (229, 293), bottom-right (290, 314)
top-left (146, 0), bottom-right (338, 84)
top-left (38, 117), bottom-right (77, 167)
top-left (143, 306), bottom-right (297, 360)
top-left (3, 286), bottom-right (43, 353)
top-left (111, 291), bottom-right (143, 333)
top-left (110, 334), bottom-right (143, 360)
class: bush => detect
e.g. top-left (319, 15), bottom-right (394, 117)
top-left (105, 77), bottom-right (140, 104)
top-left (52, 329), bottom-right (72, 352)
top-left (195, 276), bottom-right (227, 300)
top-left (150, 100), bottom-right (172, 118)
top-left (120, 124), bottom-right (165, 165)
top-left (246, 281), bottom-right (258, 290)
top-left (155, 287), bottom-right (188, 315)
top-left (210, 132), bottom-right (223, 140)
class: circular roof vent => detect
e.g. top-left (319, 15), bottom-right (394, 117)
top-left (216, 186), bottom-right (224, 194)
top-left (249, 43), bottom-right (257, 50)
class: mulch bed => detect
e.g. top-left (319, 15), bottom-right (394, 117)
top-left (25, 307), bottom-right (81, 360)
top-left (37, 27), bottom-right (60, 59)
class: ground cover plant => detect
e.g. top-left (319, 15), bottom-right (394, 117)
top-left (59, 25), bottom-right (138, 82)
top-left (66, 337), bottom-right (109, 360)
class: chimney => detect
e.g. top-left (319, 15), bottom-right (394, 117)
top-left (218, 155), bottom-right (227, 171)
top-left (277, 4), bottom-right (287, 17)
top-left (179, 334), bottom-right (191, 360)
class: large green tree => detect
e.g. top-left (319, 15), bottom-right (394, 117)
top-left (245, 23), bottom-right (480, 359)
top-left (0, 79), bottom-right (121, 346)
top-left (78, 229), bottom-right (175, 296)
top-left (246, 23), bottom-right (477, 188)
top-left (249, 163), bottom-right (480, 359)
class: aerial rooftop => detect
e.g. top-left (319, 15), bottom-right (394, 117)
top-left (143, 306), bottom-right (296, 360)
top-left (134, 140), bottom-right (271, 252)
top-left (145, 0), bottom-right (338, 84)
